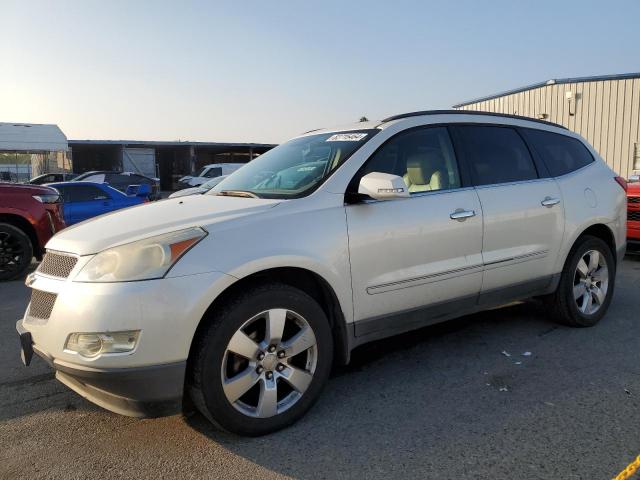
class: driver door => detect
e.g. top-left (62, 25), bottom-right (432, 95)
top-left (65, 185), bottom-right (113, 224)
top-left (345, 126), bottom-right (484, 337)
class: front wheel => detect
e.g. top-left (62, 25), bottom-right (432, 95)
top-left (543, 235), bottom-right (616, 327)
top-left (0, 223), bottom-right (33, 281)
top-left (188, 283), bottom-right (333, 436)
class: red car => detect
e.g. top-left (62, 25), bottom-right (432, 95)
top-left (629, 182), bottom-right (640, 250)
top-left (0, 183), bottom-right (66, 281)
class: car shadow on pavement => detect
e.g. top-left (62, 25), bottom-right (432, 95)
top-left (182, 301), bottom-right (563, 478)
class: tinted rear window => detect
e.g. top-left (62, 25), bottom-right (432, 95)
top-left (522, 129), bottom-right (594, 177)
top-left (454, 126), bottom-right (538, 186)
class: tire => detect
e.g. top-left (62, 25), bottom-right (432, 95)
top-left (542, 235), bottom-right (615, 327)
top-left (188, 283), bottom-right (333, 436)
top-left (0, 223), bottom-right (33, 281)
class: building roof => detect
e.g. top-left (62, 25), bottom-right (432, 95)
top-left (68, 139), bottom-right (277, 149)
top-left (453, 72), bottom-right (640, 108)
top-left (0, 123), bottom-right (68, 152)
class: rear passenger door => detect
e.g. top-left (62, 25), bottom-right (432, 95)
top-left (450, 125), bottom-right (565, 302)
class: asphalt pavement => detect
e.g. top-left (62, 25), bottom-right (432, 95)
top-left (1, 258), bottom-right (640, 479)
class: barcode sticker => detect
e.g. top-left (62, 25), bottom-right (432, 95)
top-left (326, 133), bottom-right (368, 142)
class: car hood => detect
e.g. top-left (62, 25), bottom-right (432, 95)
top-left (0, 183), bottom-right (59, 195)
top-left (46, 194), bottom-right (282, 255)
top-left (168, 187), bottom-right (206, 198)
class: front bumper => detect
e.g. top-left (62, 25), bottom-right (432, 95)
top-left (17, 319), bottom-right (185, 417)
top-left (627, 238), bottom-right (640, 252)
top-left (17, 269), bottom-right (237, 417)
top-left (628, 220), bottom-right (640, 250)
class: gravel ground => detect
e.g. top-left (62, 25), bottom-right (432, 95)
top-left (1, 257), bottom-right (640, 479)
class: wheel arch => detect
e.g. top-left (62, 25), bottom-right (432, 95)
top-left (574, 223), bottom-right (617, 263)
top-left (0, 213), bottom-right (41, 258)
top-left (187, 266), bottom-right (351, 374)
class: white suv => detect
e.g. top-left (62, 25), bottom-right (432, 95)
top-left (17, 111), bottom-right (627, 436)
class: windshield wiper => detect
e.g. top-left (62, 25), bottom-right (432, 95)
top-left (216, 190), bottom-right (261, 199)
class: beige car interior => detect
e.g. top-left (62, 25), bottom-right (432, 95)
top-left (402, 149), bottom-right (456, 193)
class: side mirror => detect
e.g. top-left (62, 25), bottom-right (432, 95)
top-left (358, 172), bottom-right (410, 201)
top-left (629, 175), bottom-right (640, 183)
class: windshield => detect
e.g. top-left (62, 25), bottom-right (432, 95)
top-left (193, 167), bottom-right (207, 177)
top-left (201, 175), bottom-right (227, 190)
top-left (210, 130), bottom-right (377, 199)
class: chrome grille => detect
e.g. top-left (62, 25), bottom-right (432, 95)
top-left (28, 290), bottom-right (57, 320)
top-left (37, 251), bottom-right (77, 278)
top-left (629, 196), bottom-right (640, 204)
top-left (629, 210), bottom-right (640, 222)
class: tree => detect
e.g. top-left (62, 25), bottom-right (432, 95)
top-left (359, 116), bottom-right (369, 122)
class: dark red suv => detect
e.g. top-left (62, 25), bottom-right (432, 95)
top-left (0, 183), bottom-right (66, 280)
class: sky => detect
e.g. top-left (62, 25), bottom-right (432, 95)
top-left (2, 0), bottom-right (639, 144)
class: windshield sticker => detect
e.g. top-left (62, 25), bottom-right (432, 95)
top-left (326, 133), bottom-right (368, 142)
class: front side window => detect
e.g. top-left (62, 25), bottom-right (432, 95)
top-left (203, 167), bottom-right (223, 178)
top-left (210, 130), bottom-right (377, 199)
top-left (454, 126), bottom-right (538, 186)
top-left (67, 185), bottom-right (110, 202)
top-left (522, 129), bottom-right (594, 177)
top-left (355, 126), bottom-right (462, 193)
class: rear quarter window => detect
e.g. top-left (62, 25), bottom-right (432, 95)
top-left (522, 129), bottom-right (594, 177)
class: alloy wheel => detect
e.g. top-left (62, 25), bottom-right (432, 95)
top-left (573, 249), bottom-right (609, 315)
top-left (0, 231), bottom-right (27, 275)
top-left (221, 308), bottom-right (318, 418)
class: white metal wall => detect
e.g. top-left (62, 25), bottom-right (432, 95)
top-left (456, 78), bottom-right (640, 178)
top-left (122, 147), bottom-right (156, 179)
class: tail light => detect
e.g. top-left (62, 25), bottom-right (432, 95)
top-left (614, 176), bottom-right (628, 192)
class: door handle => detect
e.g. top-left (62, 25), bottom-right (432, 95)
top-left (450, 209), bottom-right (476, 221)
top-left (541, 197), bottom-right (561, 208)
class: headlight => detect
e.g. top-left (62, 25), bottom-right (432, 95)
top-left (33, 194), bottom-right (60, 204)
top-left (75, 227), bottom-right (206, 282)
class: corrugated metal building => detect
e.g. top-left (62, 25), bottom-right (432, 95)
top-left (453, 73), bottom-right (640, 178)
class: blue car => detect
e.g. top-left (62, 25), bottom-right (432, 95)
top-left (47, 181), bottom-right (150, 225)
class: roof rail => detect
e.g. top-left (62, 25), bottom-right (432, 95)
top-left (381, 109), bottom-right (567, 130)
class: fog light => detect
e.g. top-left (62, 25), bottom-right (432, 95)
top-left (65, 331), bottom-right (140, 358)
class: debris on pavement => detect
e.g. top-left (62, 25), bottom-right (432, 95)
top-left (501, 350), bottom-right (511, 357)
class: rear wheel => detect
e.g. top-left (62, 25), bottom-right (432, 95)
top-left (543, 235), bottom-right (615, 327)
top-left (188, 283), bottom-right (333, 436)
top-left (0, 223), bottom-right (33, 281)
